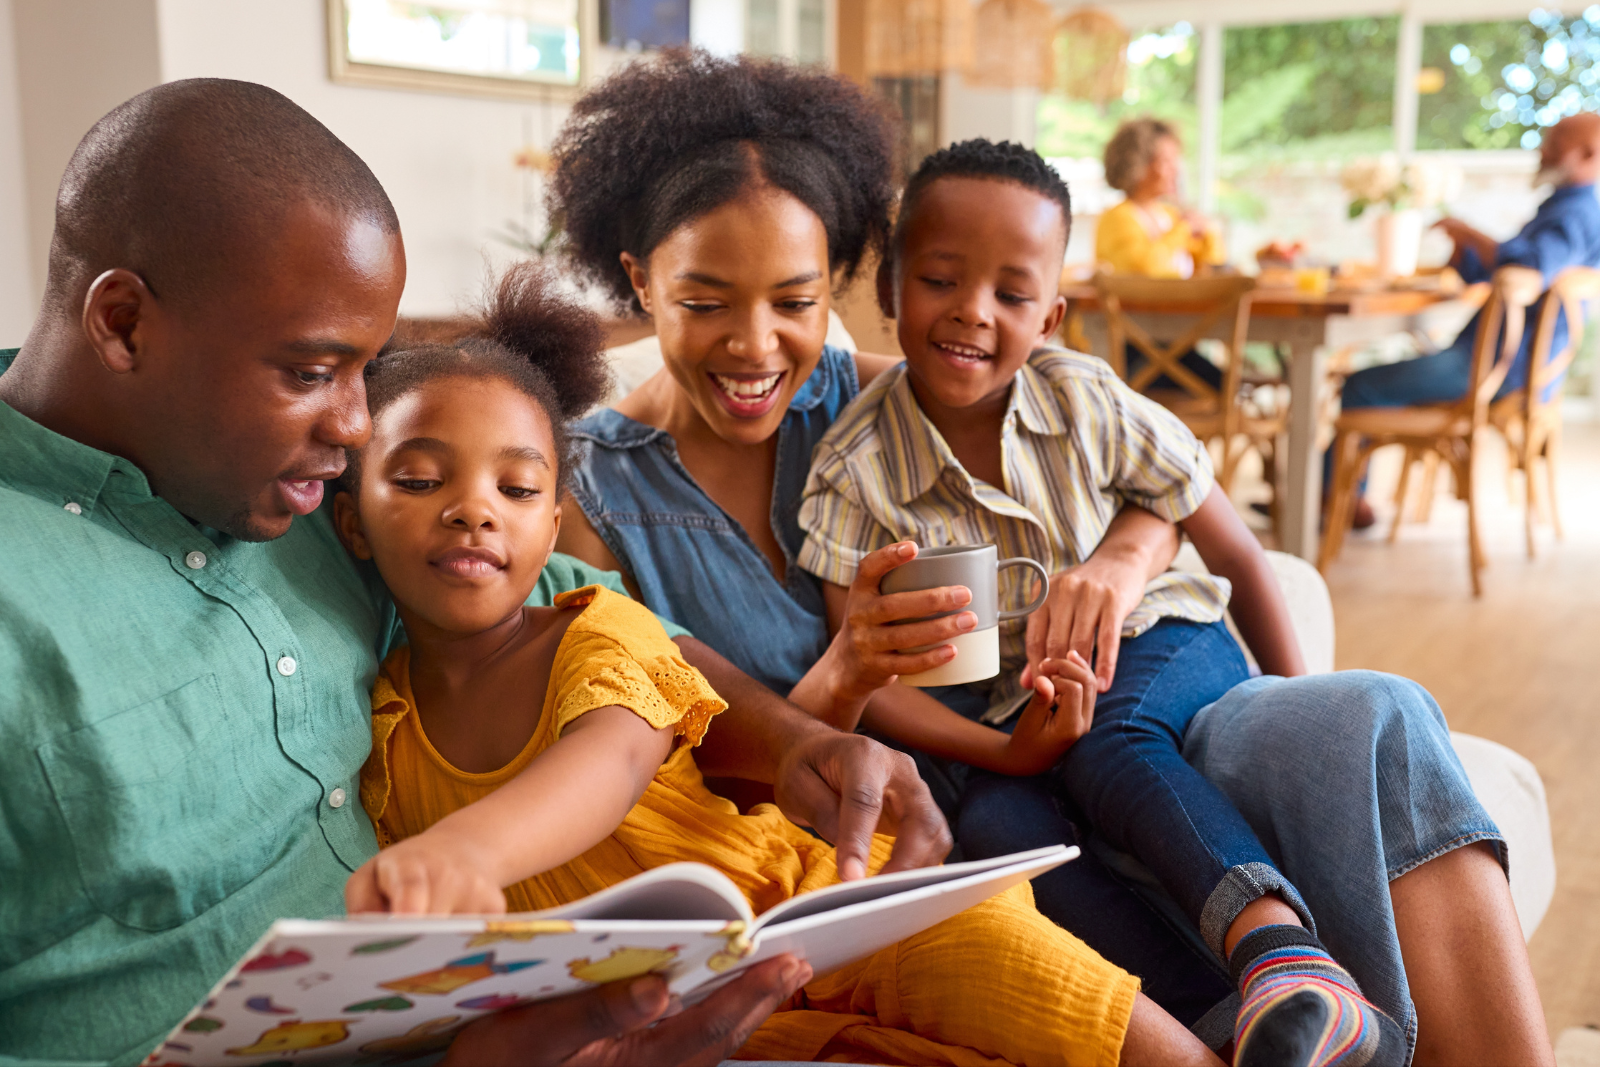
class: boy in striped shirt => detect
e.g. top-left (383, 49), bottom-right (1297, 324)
top-left (796, 139), bottom-right (1403, 1067)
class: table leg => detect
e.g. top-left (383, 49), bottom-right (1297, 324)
top-left (1282, 339), bottom-right (1327, 561)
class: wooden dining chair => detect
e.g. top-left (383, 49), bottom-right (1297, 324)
top-left (1092, 274), bottom-right (1279, 497)
top-left (1319, 265), bottom-right (1544, 596)
top-left (1486, 265), bottom-right (1598, 558)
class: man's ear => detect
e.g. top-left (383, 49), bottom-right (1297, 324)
top-left (619, 252), bottom-right (652, 316)
top-left (332, 490), bottom-right (374, 560)
top-left (82, 268), bottom-right (155, 374)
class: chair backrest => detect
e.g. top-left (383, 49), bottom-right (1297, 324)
top-left (1091, 274), bottom-right (1257, 408)
top-left (1523, 264), bottom-right (1600, 418)
top-left (1464, 266), bottom-right (1543, 419)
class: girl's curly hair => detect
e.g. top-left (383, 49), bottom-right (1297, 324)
top-left (549, 48), bottom-right (898, 313)
top-left (344, 262), bottom-right (611, 493)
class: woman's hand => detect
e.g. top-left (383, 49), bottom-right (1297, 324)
top-left (1000, 653), bottom-right (1096, 776)
top-left (819, 542), bottom-right (978, 704)
top-left (346, 832), bottom-right (507, 915)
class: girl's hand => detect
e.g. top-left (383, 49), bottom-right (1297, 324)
top-left (1001, 653), bottom-right (1096, 776)
top-left (825, 542), bottom-right (978, 701)
top-left (1023, 553), bottom-right (1149, 695)
top-left (346, 833), bottom-right (508, 915)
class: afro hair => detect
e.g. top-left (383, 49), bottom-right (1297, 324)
top-left (344, 261), bottom-right (611, 494)
top-left (548, 48), bottom-right (898, 313)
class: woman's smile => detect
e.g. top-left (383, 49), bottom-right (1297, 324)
top-left (708, 369), bottom-right (787, 417)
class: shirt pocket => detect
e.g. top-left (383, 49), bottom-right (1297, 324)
top-left (37, 674), bottom-right (282, 932)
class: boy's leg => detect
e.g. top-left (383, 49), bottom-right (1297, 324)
top-left (1055, 619), bottom-right (1309, 953)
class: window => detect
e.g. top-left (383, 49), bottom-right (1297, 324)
top-left (1036, 22), bottom-right (1197, 162)
top-left (1419, 10), bottom-right (1600, 151)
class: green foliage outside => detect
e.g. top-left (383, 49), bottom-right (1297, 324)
top-left (1419, 9), bottom-right (1600, 151)
top-left (1036, 18), bottom-right (1399, 221)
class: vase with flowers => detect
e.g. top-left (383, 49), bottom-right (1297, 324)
top-left (1341, 155), bottom-right (1464, 278)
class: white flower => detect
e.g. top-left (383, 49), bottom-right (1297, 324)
top-left (1402, 159), bottom-right (1464, 208)
top-left (1341, 155), bottom-right (1401, 203)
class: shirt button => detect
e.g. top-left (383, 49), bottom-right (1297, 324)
top-left (63, 502), bottom-right (82, 515)
top-left (276, 655), bottom-right (298, 677)
top-left (328, 787), bottom-right (347, 809)
top-left (185, 551), bottom-right (207, 570)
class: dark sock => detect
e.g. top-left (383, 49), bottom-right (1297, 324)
top-left (1231, 924), bottom-right (1406, 1067)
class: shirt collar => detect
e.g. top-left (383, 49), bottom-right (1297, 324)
top-left (877, 355), bottom-right (1070, 506)
top-left (0, 350), bottom-right (153, 516)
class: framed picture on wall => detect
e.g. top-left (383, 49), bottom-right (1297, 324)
top-left (327, 0), bottom-right (595, 99)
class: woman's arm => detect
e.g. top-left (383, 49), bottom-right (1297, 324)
top-left (554, 497), bottom-right (643, 600)
top-left (1178, 486), bottom-right (1306, 677)
top-left (346, 706), bottom-right (671, 914)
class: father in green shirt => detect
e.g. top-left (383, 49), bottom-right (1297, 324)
top-left (0, 79), bottom-right (948, 1066)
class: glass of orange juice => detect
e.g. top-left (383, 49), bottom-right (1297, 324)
top-left (1294, 266), bottom-right (1331, 296)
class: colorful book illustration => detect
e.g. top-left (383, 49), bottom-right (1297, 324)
top-left (144, 845), bottom-right (1074, 1066)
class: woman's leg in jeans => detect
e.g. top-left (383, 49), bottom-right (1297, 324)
top-left (1055, 619), bottom-right (1312, 956)
top-left (1184, 671), bottom-right (1552, 1065)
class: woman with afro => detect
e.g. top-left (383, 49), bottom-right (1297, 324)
top-left (548, 48), bottom-right (1543, 1067)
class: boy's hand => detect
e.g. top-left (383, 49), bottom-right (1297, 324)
top-left (828, 542), bottom-right (979, 700)
top-left (1023, 552), bottom-right (1148, 694)
top-left (346, 833), bottom-right (508, 915)
top-left (1001, 653), bottom-right (1096, 776)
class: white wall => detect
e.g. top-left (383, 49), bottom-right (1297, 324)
top-left (0, 0), bottom-right (34, 342)
top-left (156, 0), bottom-right (570, 317)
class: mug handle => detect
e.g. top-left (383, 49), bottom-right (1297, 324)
top-left (996, 558), bottom-right (1051, 621)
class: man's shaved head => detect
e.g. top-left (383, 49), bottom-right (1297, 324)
top-left (1539, 111), bottom-right (1600, 187)
top-left (47, 78), bottom-right (399, 310)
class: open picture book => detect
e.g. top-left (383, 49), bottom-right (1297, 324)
top-left (145, 844), bottom-right (1074, 1066)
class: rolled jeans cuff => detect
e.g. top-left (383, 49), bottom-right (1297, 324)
top-left (1198, 861), bottom-right (1316, 959)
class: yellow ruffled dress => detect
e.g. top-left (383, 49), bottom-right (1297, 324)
top-left (361, 585), bottom-right (1139, 1066)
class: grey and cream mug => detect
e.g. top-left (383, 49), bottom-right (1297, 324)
top-left (879, 544), bottom-right (1050, 687)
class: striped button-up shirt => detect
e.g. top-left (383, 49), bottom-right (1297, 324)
top-left (797, 348), bottom-right (1230, 722)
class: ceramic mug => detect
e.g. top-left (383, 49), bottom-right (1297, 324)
top-left (879, 544), bottom-right (1050, 687)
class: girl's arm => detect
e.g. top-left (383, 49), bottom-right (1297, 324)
top-left (1178, 485), bottom-right (1306, 677)
top-left (347, 706), bottom-right (672, 914)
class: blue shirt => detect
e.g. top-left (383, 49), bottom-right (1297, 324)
top-left (569, 345), bottom-right (859, 694)
top-left (1454, 181), bottom-right (1600, 396)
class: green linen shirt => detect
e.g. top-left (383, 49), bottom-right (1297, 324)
top-left (0, 350), bottom-right (683, 1065)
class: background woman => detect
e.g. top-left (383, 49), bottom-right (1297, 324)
top-left (550, 49), bottom-right (1550, 1066)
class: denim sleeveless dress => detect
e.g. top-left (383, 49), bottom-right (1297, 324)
top-left (569, 345), bottom-right (858, 694)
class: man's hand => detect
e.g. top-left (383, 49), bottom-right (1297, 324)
top-left (1023, 552), bottom-right (1148, 695)
top-left (443, 955), bottom-right (814, 1066)
top-left (773, 728), bottom-right (952, 881)
top-left (1002, 653), bottom-right (1096, 776)
top-left (346, 832), bottom-right (507, 915)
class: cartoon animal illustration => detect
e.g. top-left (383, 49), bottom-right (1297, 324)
top-left (244, 995), bottom-right (295, 1015)
top-left (566, 946), bottom-right (681, 984)
top-left (706, 922), bottom-right (752, 973)
top-left (225, 1019), bottom-right (352, 1057)
top-left (380, 952), bottom-right (541, 996)
top-left (240, 948), bottom-right (312, 972)
top-left (351, 936), bottom-right (419, 956)
top-left (343, 996), bottom-right (413, 1013)
top-left (356, 1016), bottom-right (464, 1063)
top-left (464, 920), bottom-right (575, 948)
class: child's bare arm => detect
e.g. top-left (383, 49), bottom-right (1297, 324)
top-left (1178, 486), bottom-right (1306, 678)
top-left (347, 706), bottom-right (672, 914)
top-left (857, 653), bottom-right (1096, 777)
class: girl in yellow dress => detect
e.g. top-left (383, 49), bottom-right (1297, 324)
top-left (331, 263), bottom-right (1218, 1067)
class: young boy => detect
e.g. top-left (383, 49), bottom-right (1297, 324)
top-left (797, 140), bottom-right (1405, 1067)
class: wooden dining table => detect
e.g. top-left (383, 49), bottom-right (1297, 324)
top-left (1061, 282), bottom-right (1477, 561)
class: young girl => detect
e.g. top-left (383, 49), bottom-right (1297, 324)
top-left (333, 262), bottom-right (1218, 1066)
top-left (797, 140), bottom-right (1405, 1067)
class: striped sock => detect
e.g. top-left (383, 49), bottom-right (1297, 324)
top-left (1230, 925), bottom-right (1405, 1067)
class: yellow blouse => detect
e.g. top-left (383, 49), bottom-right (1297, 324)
top-left (359, 584), bottom-right (1139, 1065)
top-left (1095, 198), bottom-right (1225, 278)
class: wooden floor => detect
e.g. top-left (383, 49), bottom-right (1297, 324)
top-left (1313, 420), bottom-right (1600, 1038)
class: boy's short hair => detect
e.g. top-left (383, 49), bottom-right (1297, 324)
top-left (882, 139), bottom-right (1072, 314)
top-left (341, 262), bottom-right (610, 496)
